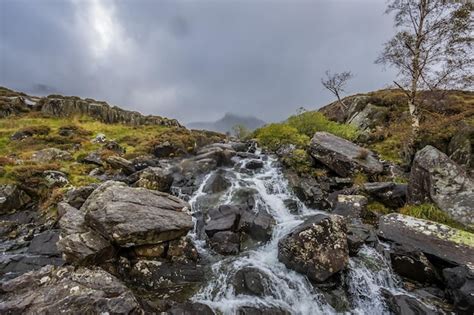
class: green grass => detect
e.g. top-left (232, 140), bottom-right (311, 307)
top-left (367, 201), bottom-right (392, 215)
top-left (253, 123), bottom-right (309, 151)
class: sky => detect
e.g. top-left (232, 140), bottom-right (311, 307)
top-left (0, 0), bottom-right (397, 124)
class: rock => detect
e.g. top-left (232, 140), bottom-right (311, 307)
top-left (209, 231), bottom-right (240, 255)
top-left (381, 288), bottom-right (442, 315)
top-left (133, 243), bottom-right (166, 258)
top-left (27, 230), bottom-right (61, 256)
top-left (363, 182), bottom-right (407, 209)
top-left (278, 214), bottom-right (349, 282)
top-left (377, 213), bottom-right (474, 267)
top-left (0, 185), bottom-right (31, 214)
top-left (332, 195), bottom-right (368, 220)
top-left (283, 198), bottom-right (300, 214)
top-left (83, 181), bottom-right (192, 247)
top-left (233, 267), bottom-right (270, 296)
top-left (58, 126), bottom-right (76, 137)
top-left (390, 247), bottom-right (442, 284)
top-left (31, 148), bottom-right (72, 162)
top-left (407, 145), bottom-right (474, 227)
top-left (0, 255), bottom-right (64, 279)
top-left (448, 125), bottom-right (473, 170)
top-left (65, 184), bottom-right (98, 209)
top-left (236, 306), bottom-right (291, 315)
top-left (285, 171), bottom-right (329, 209)
top-left (443, 266), bottom-right (474, 314)
top-left (202, 170), bottom-right (231, 194)
top-left (105, 155), bottom-right (136, 175)
top-left (204, 205), bottom-right (241, 236)
top-left (167, 302), bottom-right (215, 315)
top-left (239, 208), bottom-right (275, 242)
top-left (131, 155), bottom-right (161, 171)
top-left (152, 141), bottom-right (184, 158)
top-left (245, 159), bottom-right (264, 170)
top-left (195, 145), bottom-right (236, 167)
top-left (309, 132), bottom-right (383, 177)
top-left (43, 170), bottom-right (68, 187)
top-left (132, 167), bottom-right (173, 192)
top-left (346, 223), bottom-right (377, 255)
top-left (80, 151), bottom-right (103, 166)
top-left (57, 202), bottom-right (115, 265)
top-left (0, 265), bottom-right (143, 314)
top-left (103, 140), bottom-right (125, 154)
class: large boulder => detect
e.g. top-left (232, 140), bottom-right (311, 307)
top-left (378, 214), bottom-right (474, 267)
top-left (448, 125), bottom-right (473, 171)
top-left (363, 182), bottom-right (407, 209)
top-left (309, 132), bottom-right (383, 177)
top-left (82, 181), bottom-right (193, 247)
top-left (443, 266), bottom-right (474, 314)
top-left (0, 185), bottom-right (31, 214)
top-left (104, 155), bottom-right (136, 175)
top-left (285, 171), bottom-right (330, 209)
top-left (64, 184), bottom-right (98, 209)
top-left (0, 265), bottom-right (143, 314)
top-left (131, 166), bottom-right (173, 192)
top-left (332, 195), bottom-right (368, 220)
top-left (202, 170), bottom-right (231, 194)
top-left (407, 145), bottom-right (474, 227)
top-left (278, 214), bottom-right (349, 282)
top-left (233, 267), bottom-right (271, 296)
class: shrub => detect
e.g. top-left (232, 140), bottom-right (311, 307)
top-left (352, 172), bottom-right (368, 187)
top-left (281, 149), bottom-right (314, 175)
top-left (286, 111), bottom-right (359, 141)
top-left (356, 148), bottom-right (370, 160)
top-left (254, 123), bottom-right (309, 151)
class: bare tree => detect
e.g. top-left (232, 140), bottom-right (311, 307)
top-left (321, 70), bottom-right (354, 109)
top-left (376, 0), bottom-right (473, 131)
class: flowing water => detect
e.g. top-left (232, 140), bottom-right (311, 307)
top-left (179, 150), bottom-right (414, 314)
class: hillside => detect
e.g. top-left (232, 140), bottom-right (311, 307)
top-left (187, 113), bottom-right (265, 134)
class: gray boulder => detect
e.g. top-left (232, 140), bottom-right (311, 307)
top-left (31, 148), bottom-right (72, 162)
top-left (378, 213), bottom-right (474, 267)
top-left (64, 184), bottom-right (98, 209)
top-left (0, 185), bottom-right (30, 214)
top-left (363, 182), bottom-right (407, 209)
top-left (407, 145), bottom-right (474, 227)
top-left (332, 195), bottom-right (368, 220)
top-left (132, 166), bottom-right (173, 192)
top-left (105, 155), bottom-right (136, 175)
top-left (443, 266), bottom-right (474, 314)
top-left (202, 170), bottom-right (231, 194)
top-left (0, 265), bottom-right (143, 314)
top-left (209, 231), bottom-right (240, 255)
top-left (82, 181), bottom-right (192, 247)
top-left (278, 214), bottom-right (349, 282)
top-left (309, 132), bottom-right (383, 177)
top-left (233, 267), bottom-right (271, 296)
top-left (27, 230), bottom-right (61, 256)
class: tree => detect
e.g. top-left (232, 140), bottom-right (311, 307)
top-left (321, 70), bottom-right (354, 109)
top-left (376, 0), bottom-right (473, 131)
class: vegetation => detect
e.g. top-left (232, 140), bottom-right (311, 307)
top-left (367, 201), bottom-right (392, 215)
top-left (253, 123), bottom-right (309, 151)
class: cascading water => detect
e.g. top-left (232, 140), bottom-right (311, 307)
top-left (178, 150), bottom-right (420, 314)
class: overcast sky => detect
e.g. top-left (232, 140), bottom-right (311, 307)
top-left (0, 0), bottom-right (396, 124)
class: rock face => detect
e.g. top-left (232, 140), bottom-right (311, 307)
top-left (82, 181), bottom-right (193, 247)
top-left (378, 214), bottom-right (474, 267)
top-left (0, 265), bottom-right (143, 314)
top-left (407, 145), bottom-right (474, 227)
top-left (309, 132), bottom-right (383, 177)
top-left (0, 185), bottom-right (30, 214)
top-left (278, 214), bottom-right (349, 282)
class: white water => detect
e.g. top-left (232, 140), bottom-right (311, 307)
top-left (180, 151), bottom-right (408, 314)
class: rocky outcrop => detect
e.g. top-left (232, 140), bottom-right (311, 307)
top-left (82, 181), bottom-right (192, 247)
top-left (0, 185), bottom-right (31, 214)
top-left (407, 145), bottom-right (474, 227)
top-left (378, 214), bottom-right (474, 267)
top-left (309, 132), bottom-right (383, 177)
top-left (0, 265), bottom-right (143, 314)
top-left (278, 214), bottom-right (349, 282)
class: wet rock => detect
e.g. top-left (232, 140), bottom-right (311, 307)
top-left (390, 247), bottom-right (442, 285)
top-left (285, 171), bottom-right (330, 209)
top-left (236, 306), bottom-right (291, 315)
top-left (167, 236), bottom-right (199, 263)
top-left (0, 185), bottom-right (31, 214)
top-left (57, 202), bottom-right (115, 265)
top-left (381, 288), bottom-right (442, 315)
top-left (377, 213), bottom-right (474, 267)
top-left (132, 166), bottom-right (173, 192)
top-left (309, 132), bottom-right (383, 177)
top-left (346, 223), bottom-right (377, 255)
top-left (283, 198), bottom-right (300, 214)
top-left (0, 265), bottom-right (143, 314)
top-left (167, 302), bottom-right (215, 315)
top-left (363, 182), bottom-right (407, 209)
top-left (83, 181), bottom-right (192, 247)
top-left (205, 205), bottom-right (241, 236)
top-left (202, 170), bottom-right (231, 194)
top-left (245, 159), bottom-right (264, 170)
top-left (195, 145), bottom-right (236, 167)
top-left (231, 188), bottom-right (259, 211)
top-left (64, 184), bottom-right (98, 209)
top-left (210, 231), bottom-right (240, 255)
top-left (407, 145), bottom-right (474, 227)
top-left (31, 148), bottom-right (72, 162)
top-left (278, 214), bottom-right (349, 282)
top-left (239, 208), bottom-right (275, 242)
top-left (333, 195), bottom-right (368, 220)
top-left (443, 266), bottom-right (474, 314)
top-left (27, 230), bottom-right (60, 256)
top-left (104, 155), bottom-right (136, 175)
top-left (80, 151), bottom-right (103, 166)
top-left (233, 267), bottom-right (271, 296)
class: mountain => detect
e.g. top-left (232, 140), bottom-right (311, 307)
top-left (187, 113), bottom-right (266, 133)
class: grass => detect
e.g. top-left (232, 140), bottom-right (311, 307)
top-left (367, 201), bottom-right (392, 215)
top-left (399, 203), bottom-right (473, 232)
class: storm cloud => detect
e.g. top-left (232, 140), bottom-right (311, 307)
top-left (0, 0), bottom-right (396, 123)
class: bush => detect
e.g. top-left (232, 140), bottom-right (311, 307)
top-left (286, 111), bottom-right (359, 141)
top-left (254, 123), bottom-right (309, 151)
top-left (281, 149), bottom-right (314, 175)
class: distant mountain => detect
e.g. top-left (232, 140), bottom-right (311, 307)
top-left (187, 113), bottom-right (266, 134)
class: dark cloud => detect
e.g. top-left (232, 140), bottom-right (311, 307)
top-left (0, 0), bottom-right (396, 123)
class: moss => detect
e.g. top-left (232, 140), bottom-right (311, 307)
top-left (367, 201), bottom-right (392, 215)
top-left (352, 172), bottom-right (368, 187)
top-left (399, 203), bottom-right (473, 232)
top-left (281, 149), bottom-right (315, 176)
top-left (449, 229), bottom-right (474, 247)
